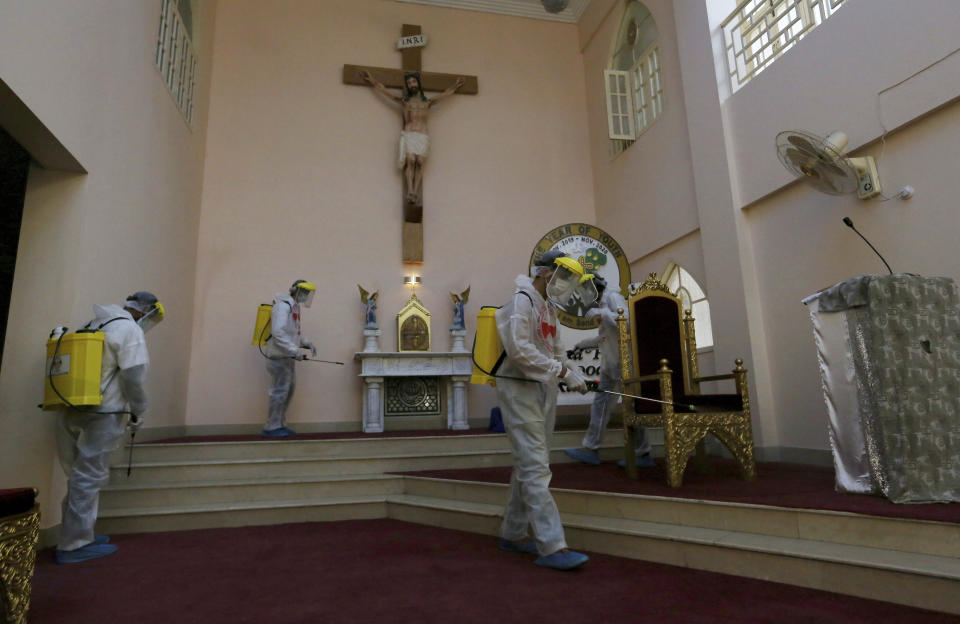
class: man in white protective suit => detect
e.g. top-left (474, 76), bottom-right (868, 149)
top-left (55, 291), bottom-right (164, 564)
top-left (564, 276), bottom-right (654, 468)
top-left (261, 280), bottom-right (317, 437)
top-left (494, 250), bottom-right (593, 571)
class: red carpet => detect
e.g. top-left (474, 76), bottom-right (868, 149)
top-left (401, 459), bottom-right (960, 524)
top-left (30, 519), bottom-right (958, 623)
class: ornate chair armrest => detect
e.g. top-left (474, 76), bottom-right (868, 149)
top-left (692, 373), bottom-right (735, 383)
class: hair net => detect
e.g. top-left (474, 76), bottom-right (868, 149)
top-left (125, 291), bottom-right (159, 315)
top-left (531, 249), bottom-right (567, 278)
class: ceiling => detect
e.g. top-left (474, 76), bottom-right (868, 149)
top-left (393, 0), bottom-right (594, 24)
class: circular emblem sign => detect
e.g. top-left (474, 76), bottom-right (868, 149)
top-left (530, 223), bottom-right (631, 329)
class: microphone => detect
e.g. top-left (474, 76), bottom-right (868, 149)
top-left (842, 217), bottom-right (893, 275)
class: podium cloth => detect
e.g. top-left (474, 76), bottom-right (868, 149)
top-left (804, 274), bottom-right (960, 503)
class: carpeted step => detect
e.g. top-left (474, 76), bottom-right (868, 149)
top-left (100, 474), bottom-right (404, 510)
top-left (115, 428), bottom-right (635, 463)
top-left (399, 476), bottom-right (960, 559)
top-left (109, 446), bottom-right (625, 484)
top-left (96, 495), bottom-right (387, 534)
top-left (384, 493), bottom-right (960, 615)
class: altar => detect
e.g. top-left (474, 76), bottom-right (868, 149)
top-left (355, 351), bottom-right (473, 432)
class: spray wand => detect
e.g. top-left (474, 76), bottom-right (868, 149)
top-left (601, 389), bottom-right (696, 411)
top-left (127, 429), bottom-right (136, 476)
top-left (301, 358), bottom-right (345, 365)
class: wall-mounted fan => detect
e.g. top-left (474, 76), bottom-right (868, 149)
top-left (776, 130), bottom-right (881, 200)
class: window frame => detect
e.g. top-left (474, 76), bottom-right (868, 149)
top-left (604, 69), bottom-right (636, 141)
top-left (156, 0), bottom-right (198, 127)
top-left (604, 2), bottom-right (663, 155)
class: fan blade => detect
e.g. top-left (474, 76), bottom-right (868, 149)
top-left (787, 135), bottom-right (818, 154)
top-left (822, 161), bottom-right (850, 179)
top-left (786, 148), bottom-right (814, 169)
top-left (820, 168), bottom-right (857, 194)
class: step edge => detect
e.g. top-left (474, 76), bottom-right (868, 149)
top-left (387, 495), bottom-right (960, 580)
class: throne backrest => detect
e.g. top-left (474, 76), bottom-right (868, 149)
top-left (623, 274), bottom-right (696, 399)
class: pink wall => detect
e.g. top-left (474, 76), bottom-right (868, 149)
top-left (0, 1), bottom-right (216, 523)
top-left (580, 0), bottom-right (700, 262)
top-left (185, 0), bottom-right (595, 429)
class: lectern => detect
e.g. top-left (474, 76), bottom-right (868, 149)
top-left (804, 274), bottom-right (960, 503)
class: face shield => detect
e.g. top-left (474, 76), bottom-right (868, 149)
top-left (136, 301), bottom-right (165, 334)
top-left (291, 280), bottom-right (317, 308)
top-left (126, 292), bottom-right (165, 334)
top-left (545, 257), bottom-right (598, 312)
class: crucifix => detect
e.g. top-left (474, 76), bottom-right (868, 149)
top-left (344, 24), bottom-right (478, 263)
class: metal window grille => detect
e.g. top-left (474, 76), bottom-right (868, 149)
top-left (156, 0), bottom-right (197, 125)
top-left (721, 0), bottom-right (845, 94)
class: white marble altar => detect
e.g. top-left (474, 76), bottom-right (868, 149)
top-left (354, 351), bottom-right (473, 432)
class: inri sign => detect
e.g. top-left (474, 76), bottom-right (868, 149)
top-left (397, 34), bottom-right (427, 49)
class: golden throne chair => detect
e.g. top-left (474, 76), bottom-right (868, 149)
top-left (0, 488), bottom-right (40, 624)
top-left (616, 274), bottom-right (757, 487)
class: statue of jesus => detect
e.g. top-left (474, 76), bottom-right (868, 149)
top-left (360, 70), bottom-right (465, 207)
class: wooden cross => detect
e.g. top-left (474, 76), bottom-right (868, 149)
top-left (344, 24), bottom-right (478, 263)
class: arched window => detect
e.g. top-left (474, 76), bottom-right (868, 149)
top-left (663, 263), bottom-right (714, 350)
top-left (604, 1), bottom-right (663, 154)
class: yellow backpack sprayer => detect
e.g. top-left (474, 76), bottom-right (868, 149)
top-left (470, 307), bottom-right (502, 386)
top-left (42, 327), bottom-right (107, 410)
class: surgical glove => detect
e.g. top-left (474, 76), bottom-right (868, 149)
top-left (129, 414), bottom-right (143, 433)
top-left (562, 367), bottom-right (588, 393)
top-left (303, 341), bottom-right (317, 358)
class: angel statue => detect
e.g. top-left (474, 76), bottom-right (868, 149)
top-left (358, 285), bottom-right (379, 329)
top-left (450, 286), bottom-right (470, 330)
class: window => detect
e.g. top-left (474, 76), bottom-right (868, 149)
top-left (721, 0), bottom-right (846, 94)
top-left (663, 264), bottom-right (714, 350)
top-left (156, 0), bottom-right (198, 125)
top-left (604, 1), bottom-right (662, 155)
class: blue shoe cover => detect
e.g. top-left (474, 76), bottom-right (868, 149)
top-left (261, 427), bottom-right (295, 438)
top-left (564, 448), bottom-right (600, 466)
top-left (498, 538), bottom-right (538, 555)
top-left (55, 543), bottom-right (118, 564)
top-left (94, 534), bottom-right (110, 545)
top-left (617, 454), bottom-right (655, 468)
top-left (534, 550), bottom-right (589, 570)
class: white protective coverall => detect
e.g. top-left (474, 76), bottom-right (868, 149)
top-left (263, 293), bottom-right (306, 432)
top-left (495, 275), bottom-right (568, 556)
top-left (576, 289), bottom-right (651, 455)
top-left (57, 305), bottom-right (148, 551)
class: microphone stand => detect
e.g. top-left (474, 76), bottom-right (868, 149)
top-left (842, 217), bottom-right (893, 274)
